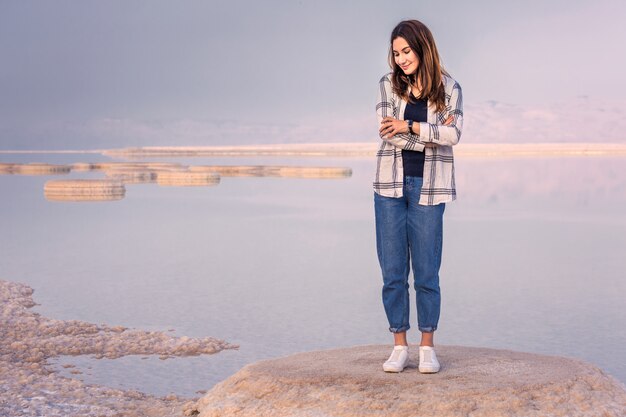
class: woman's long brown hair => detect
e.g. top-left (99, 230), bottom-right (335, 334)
top-left (388, 20), bottom-right (449, 113)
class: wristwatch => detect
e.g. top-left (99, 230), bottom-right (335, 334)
top-left (407, 119), bottom-right (414, 134)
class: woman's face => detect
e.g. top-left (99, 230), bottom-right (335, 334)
top-left (392, 36), bottom-right (418, 75)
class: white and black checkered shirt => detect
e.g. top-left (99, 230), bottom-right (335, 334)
top-left (374, 72), bottom-right (463, 205)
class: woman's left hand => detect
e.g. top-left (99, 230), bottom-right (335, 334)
top-left (380, 115), bottom-right (454, 148)
top-left (379, 117), bottom-right (408, 139)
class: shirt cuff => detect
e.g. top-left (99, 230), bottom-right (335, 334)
top-left (412, 139), bottom-right (425, 152)
top-left (418, 122), bottom-right (431, 143)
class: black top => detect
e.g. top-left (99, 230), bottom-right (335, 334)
top-left (402, 92), bottom-right (428, 177)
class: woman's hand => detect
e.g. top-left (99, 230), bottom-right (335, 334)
top-left (379, 117), bottom-right (409, 139)
top-left (380, 115), bottom-right (454, 148)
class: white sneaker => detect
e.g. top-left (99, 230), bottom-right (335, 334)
top-left (383, 345), bottom-right (409, 373)
top-left (418, 345), bottom-right (440, 373)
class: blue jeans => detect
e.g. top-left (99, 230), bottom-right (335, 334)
top-left (374, 176), bottom-right (445, 333)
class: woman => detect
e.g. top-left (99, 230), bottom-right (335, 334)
top-left (374, 19), bottom-right (463, 373)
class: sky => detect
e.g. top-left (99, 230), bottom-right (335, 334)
top-left (0, 0), bottom-right (625, 149)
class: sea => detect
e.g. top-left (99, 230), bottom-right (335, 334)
top-left (1, 151), bottom-right (624, 398)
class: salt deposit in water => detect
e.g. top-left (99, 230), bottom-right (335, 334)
top-left (44, 179), bottom-right (126, 202)
top-left (189, 165), bottom-right (352, 178)
top-left (3, 160), bottom-right (354, 202)
top-left (0, 278), bottom-right (238, 417)
top-left (156, 171), bottom-right (221, 187)
top-left (104, 169), bottom-right (159, 184)
top-left (0, 162), bottom-right (15, 174)
top-left (10, 163), bottom-right (72, 176)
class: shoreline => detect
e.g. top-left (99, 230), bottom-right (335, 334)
top-left (1, 142), bottom-right (625, 157)
top-left (0, 278), bottom-right (236, 417)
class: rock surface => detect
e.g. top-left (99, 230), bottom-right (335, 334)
top-left (187, 344), bottom-right (626, 417)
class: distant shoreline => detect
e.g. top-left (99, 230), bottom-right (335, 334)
top-left (1, 142), bottom-right (625, 157)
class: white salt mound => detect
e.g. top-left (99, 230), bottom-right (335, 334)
top-left (187, 344), bottom-right (626, 417)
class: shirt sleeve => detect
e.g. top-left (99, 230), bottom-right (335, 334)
top-left (417, 80), bottom-right (463, 146)
top-left (375, 74), bottom-right (425, 151)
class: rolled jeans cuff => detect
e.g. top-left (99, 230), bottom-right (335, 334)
top-left (389, 324), bottom-right (410, 333)
top-left (418, 325), bottom-right (437, 332)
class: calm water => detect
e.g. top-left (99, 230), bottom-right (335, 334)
top-left (1, 153), bottom-right (625, 397)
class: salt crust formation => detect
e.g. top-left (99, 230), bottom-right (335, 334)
top-left (0, 162), bottom-right (15, 174)
top-left (186, 344), bottom-right (626, 417)
top-left (2, 162), bottom-right (353, 197)
top-left (105, 169), bottom-right (158, 184)
top-left (44, 179), bottom-right (126, 201)
top-left (1, 163), bottom-right (71, 176)
top-left (156, 171), bottom-right (221, 187)
top-left (0, 279), bottom-right (238, 417)
top-left (189, 165), bottom-right (352, 178)
top-left (101, 142), bottom-right (626, 158)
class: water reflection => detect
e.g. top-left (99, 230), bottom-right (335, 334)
top-left (1, 154), bottom-right (625, 399)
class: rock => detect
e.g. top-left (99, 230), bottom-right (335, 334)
top-left (188, 344), bottom-right (626, 417)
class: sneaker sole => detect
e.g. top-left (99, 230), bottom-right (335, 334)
top-left (383, 364), bottom-right (406, 373)
top-left (418, 366), bottom-right (440, 373)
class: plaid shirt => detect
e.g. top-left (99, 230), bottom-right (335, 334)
top-left (374, 72), bottom-right (463, 205)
